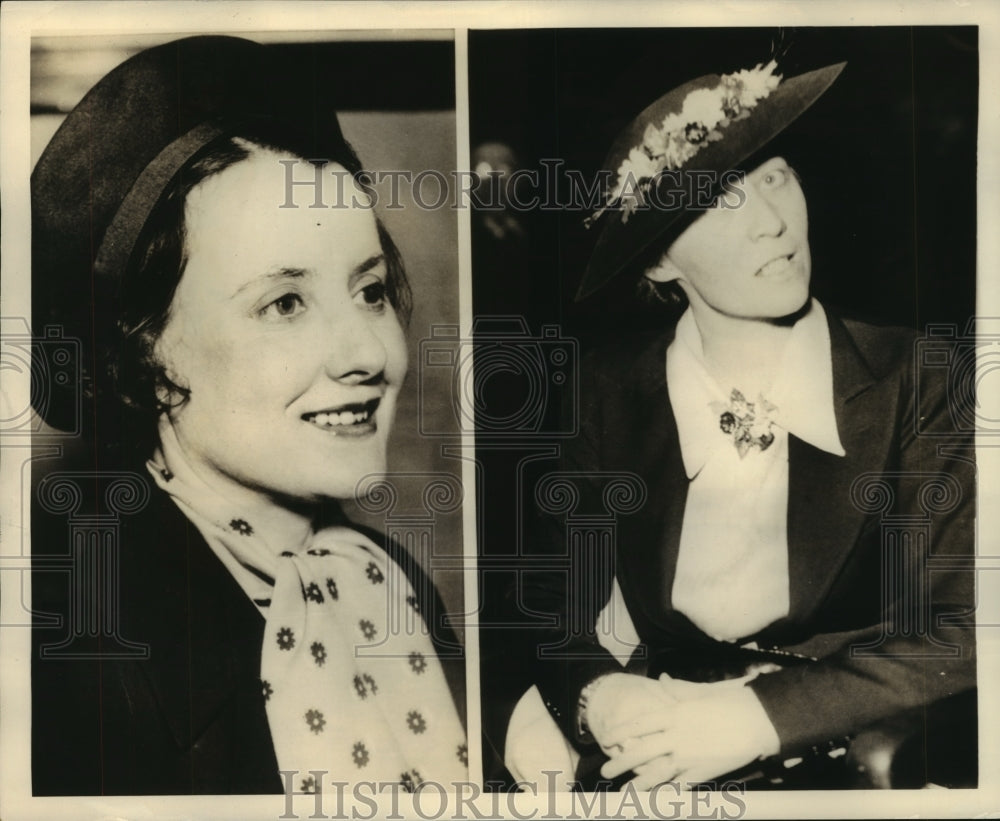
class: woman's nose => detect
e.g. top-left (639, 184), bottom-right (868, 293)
top-left (322, 312), bottom-right (388, 384)
top-left (746, 186), bottom-right (787, 239)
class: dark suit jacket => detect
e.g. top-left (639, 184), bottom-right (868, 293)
top-left (31, 461), bottom-right (465, 796)
top-left (525, 308), bottom-right (976, 757)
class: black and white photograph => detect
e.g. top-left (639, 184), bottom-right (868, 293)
top-left (470, 22), bottom-right (986, 796)
top-left (4, 10), bottom-right (470, 811)
top-left (1, 3), bottom-right (998, 821)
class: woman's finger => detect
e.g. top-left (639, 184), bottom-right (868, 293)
top-left (599, 732), bottom-right (675, 780)
top-left (585, 673), bottom-right (676, 748)
top-left (624, 755), bottom-right (684, 791)
top-left (600, 709), bottom-right (676, 747)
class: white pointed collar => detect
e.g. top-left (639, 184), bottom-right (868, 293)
top-left (666, 299), bottom-right (846, 480)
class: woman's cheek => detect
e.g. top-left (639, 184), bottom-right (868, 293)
top-left (378, 315), bottom-right (409, 384)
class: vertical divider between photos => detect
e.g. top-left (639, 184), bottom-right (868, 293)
top-left (453, 26), bottom-right (484, 785)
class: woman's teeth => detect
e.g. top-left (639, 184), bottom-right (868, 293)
top-left (757, 255), bottom-right (793, 276)
top-left (308, 409), bottom-right (372, 428)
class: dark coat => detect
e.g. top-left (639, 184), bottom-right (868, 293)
top-left (31, 461), bottom-right (465, 796)
top-left (526, 309), bottom-right (976, 757)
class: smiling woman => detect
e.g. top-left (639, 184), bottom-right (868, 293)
top-left (30, 35), bottom-right (466, 796)
top-left (152, 149), bottom-right (408, 507)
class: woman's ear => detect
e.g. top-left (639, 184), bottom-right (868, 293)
top-left (150, 328), bottom-right (190, 412)
top-left (644, 254), bottom-right (684, 284)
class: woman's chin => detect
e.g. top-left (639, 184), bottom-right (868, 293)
top-left (253, 450), bottom-right (390, 505)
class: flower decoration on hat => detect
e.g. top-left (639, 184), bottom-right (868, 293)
top-left (710, 389), bottom-right (778, 458)
top-left (593, 61), bottom-right (781, 226)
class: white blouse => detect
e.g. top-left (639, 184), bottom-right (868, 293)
top-left (666, 299), bottom-right (845, 642)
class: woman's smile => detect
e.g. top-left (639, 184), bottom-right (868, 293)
top-left (302, 397), bottom-right (381, 434)
top-left (754, 252), bottom-right (801, 279)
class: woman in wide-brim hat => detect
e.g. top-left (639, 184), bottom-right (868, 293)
top-left (509, 59), bottom-right (975, 789)
top-left (31, 36), bottom-right (467, 795)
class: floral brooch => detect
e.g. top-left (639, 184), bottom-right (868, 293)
top-left (588, 61), bottom-right (782, 226)
top-left (710, 389), bottom-right (778, 458)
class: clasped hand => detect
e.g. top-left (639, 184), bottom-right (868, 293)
top-left (584, 672), bottom-right (779, 790)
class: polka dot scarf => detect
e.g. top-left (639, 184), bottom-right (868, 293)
top-left (147, 426), bottom-right (467, 793)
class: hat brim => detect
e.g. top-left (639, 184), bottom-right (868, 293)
top-left (576, 61), bottom-right (846, 301)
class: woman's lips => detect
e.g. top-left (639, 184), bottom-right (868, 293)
top-left (302, 397), bottom-right (380, 436)
top-left (755, 253), bottom-right (797, 278)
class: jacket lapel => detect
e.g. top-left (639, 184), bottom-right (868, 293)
top-left (611, 311), bottom-right (901, 646)
top-left (122, 486), bottom-right (271, 759)
top-left (607, 328), bottom-right (702, 642)
top-left (782, 313), bottom-right (896, 625)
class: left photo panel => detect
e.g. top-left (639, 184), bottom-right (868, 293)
top-left (18, 30), bottom-right (470, 798)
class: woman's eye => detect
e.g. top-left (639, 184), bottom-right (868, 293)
top-left (762, 168), bottom-right (789, 188)
top-left (356, 280), bottom-right (388, 311)
top-left (260, 293), bottom-right (305, 319)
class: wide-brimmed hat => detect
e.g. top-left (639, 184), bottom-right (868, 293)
top-left (32, 36), bottom-right (349, 432)
top-left (576, 60), bottom-right (845, 301)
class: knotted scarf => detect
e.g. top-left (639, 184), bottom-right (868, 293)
top-left (147, 425), bottom-right (468, 793)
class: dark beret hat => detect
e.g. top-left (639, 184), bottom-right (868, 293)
top-left (577, 60), bottom-right (845, 301)
top-left (32, 36), bottom-right (349, 431)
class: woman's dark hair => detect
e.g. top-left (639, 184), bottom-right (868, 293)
top-left (110, 131), bottom-right (412, 456)
top-left (629, 218), bottom-right (692, 316)
top-left (636, 271), bottom-right (688, 309)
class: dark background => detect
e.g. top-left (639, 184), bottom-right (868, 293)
top-left (468, 26), bottom-right (979, 782)
top-left (470, 26), bottom-right (977, 337)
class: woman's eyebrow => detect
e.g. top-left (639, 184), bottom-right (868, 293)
top-left (232, 255), bottom-right (385, 299)
top-left (230, 267), bottom-right (310, 299)
top-left (353, 254), bottom-right (385, 277)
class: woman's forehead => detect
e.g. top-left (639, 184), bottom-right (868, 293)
top-left (733, 156), bottom-right (790, 181)
top-left (181, 151), bottom-right (381, 293)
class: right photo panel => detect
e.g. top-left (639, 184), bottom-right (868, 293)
top-left (469, 26), bottom-right (978, 793)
